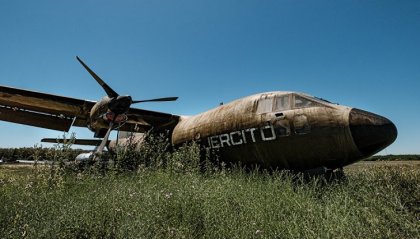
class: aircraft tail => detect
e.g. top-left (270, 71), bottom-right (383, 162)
top-left (41, 138), bottom-right (110, 147)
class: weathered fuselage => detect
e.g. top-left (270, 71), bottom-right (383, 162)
top-left (171, 92), bottom-right (397, 171)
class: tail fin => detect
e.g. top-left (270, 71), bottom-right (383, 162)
top-left (41, 138), bottom-right (110, 147)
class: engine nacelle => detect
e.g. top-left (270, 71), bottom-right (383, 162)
top-left (75, 152), bottom-right (94, 161)
top-left (87, 97), bottom-right (112, 133)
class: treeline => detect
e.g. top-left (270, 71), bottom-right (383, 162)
top-left (365, 154), bottom-right (420, 161)
top-left (0, 147), bottom-right (85, 162)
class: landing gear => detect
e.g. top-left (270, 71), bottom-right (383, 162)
top-left (325, 167), bottom-right (347, 182)
top-left (302, 166), bottom-right (347, 182)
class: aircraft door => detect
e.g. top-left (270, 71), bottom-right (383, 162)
top-left (293, 114), bottom-right (310, 135)
top-left (256, 94), bottom-right (291, 137)
top-left (256, 96), bottom-right (275, 125)
top-left (272, 95), bottom-right (291, 137)
top-left (292, 95), bottom-right (311, 135)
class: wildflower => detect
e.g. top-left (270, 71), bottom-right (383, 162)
top-left (169, 227), bottom-right (177, 235)
top-left (165, 192), bottom-right (173, 199)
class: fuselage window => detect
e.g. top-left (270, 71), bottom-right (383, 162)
top-left (273, 95), bottom-right (290, 111)
top-left (294, 95), bottom-right (318, 109)
top-left (256, 98), bottom-right (273, 114)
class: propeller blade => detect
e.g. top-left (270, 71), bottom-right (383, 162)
top-left (76, 56), bottom-right (119, 98)
top-left (95, 121), bottom-right (114, 157)
top-left (132, 97), bottom-right (178, 104)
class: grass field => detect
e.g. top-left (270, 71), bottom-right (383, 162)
top-left (1, 158), bottom-right (419, 239)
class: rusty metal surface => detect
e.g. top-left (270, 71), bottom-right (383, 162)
top-left (0, 106), bottom-right (73, 131)
top-left (172, 92), bottom-right (365, 170)
top-left (0, 85), bottom-right (93, 117)
top-left (172, 93), bottom-right (263, 143)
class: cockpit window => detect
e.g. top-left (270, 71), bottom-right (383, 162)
top-left (257, 94), bottom-right (321, 113)
top-left (256, 98), bottom-right (273, 114)
top-left (294, 95), bottom-right (319, 109)
top-left (273, 95), bottom-right (290, 111)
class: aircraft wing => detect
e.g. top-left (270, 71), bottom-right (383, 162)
top-left (0, 85), bottom-right (94, 131)
top-left (0, 85), bottom-right (180, 133)
top-left (124, 108), bottom-right (180, 132)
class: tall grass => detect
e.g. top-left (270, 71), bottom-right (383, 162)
top-left (0, 140), bottom-right (419, 238)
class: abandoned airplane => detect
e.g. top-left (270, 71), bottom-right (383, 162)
top-left (0, 57), bottom-right (397, 172)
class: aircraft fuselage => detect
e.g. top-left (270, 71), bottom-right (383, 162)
top-left (169, 92), bottom-right (397, 171)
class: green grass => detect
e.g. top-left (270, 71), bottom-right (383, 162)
top-left (1, 163), bottom-right (419, 238)
top-left (1, 139), bottom-right (419, 238)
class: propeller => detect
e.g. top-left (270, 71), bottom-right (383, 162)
top-left (132, 97), bottom-right (178, 103)
top-left (76, 56), bottom-right (178, 158)
top-left (76, 56), bottom-right (118, 98)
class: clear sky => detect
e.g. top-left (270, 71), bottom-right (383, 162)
top-left (0, 1), bottom-right (419, 154)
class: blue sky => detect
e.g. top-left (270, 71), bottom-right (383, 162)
top-left (0, 1), bottom-right (419, 154)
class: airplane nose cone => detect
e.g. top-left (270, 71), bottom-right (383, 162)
top-left (349, 108), bottom-right (397, 157)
